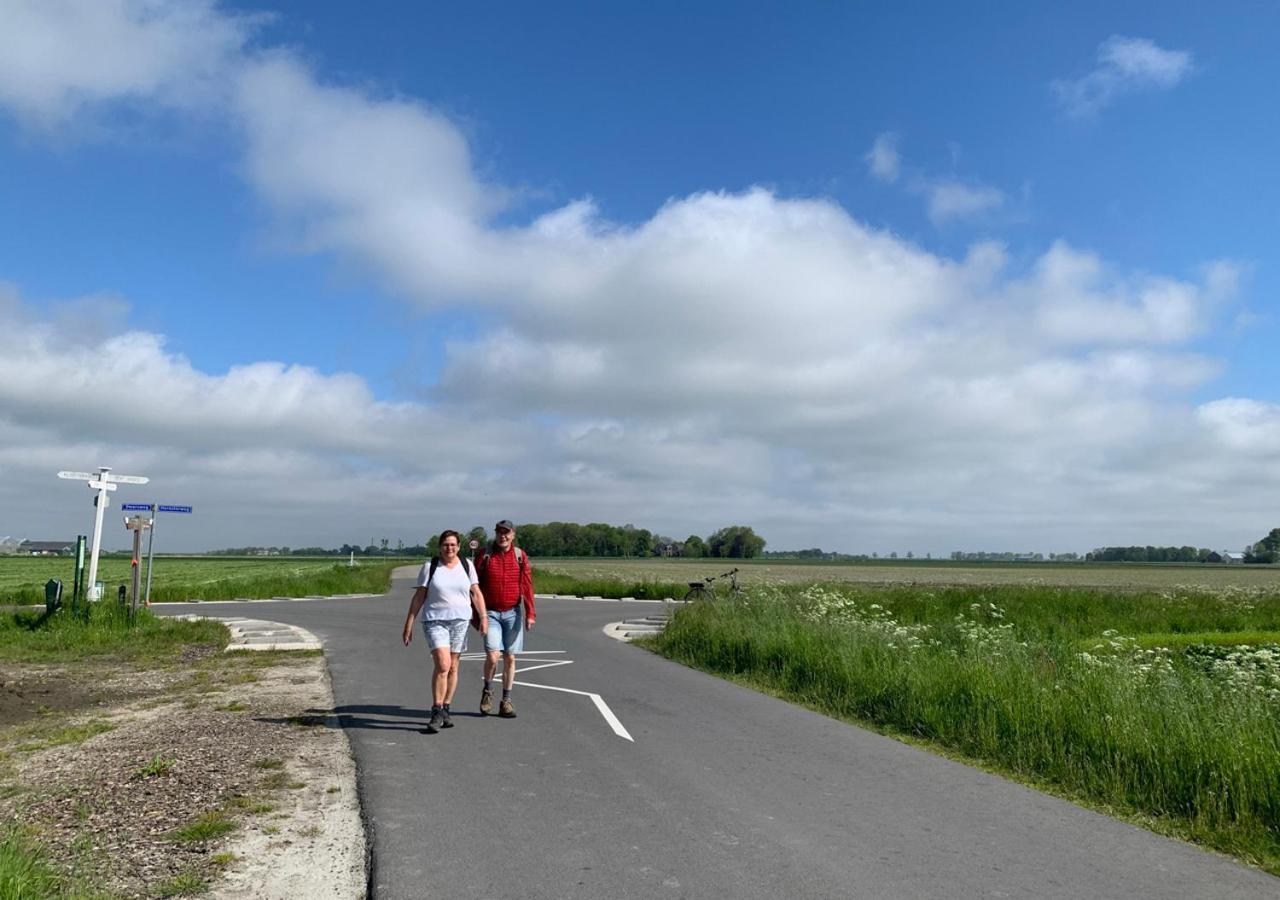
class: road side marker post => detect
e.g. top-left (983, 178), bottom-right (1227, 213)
top-left (57, 467), bottom-right (149, 603)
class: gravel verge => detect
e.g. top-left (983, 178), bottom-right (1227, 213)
top-left (0, 648), bottom-right (365, 898)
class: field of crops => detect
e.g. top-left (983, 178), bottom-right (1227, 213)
top-left (536, 556), bottom-right (1280, 591)
top-left (0, 556), bottom-right (410, 604)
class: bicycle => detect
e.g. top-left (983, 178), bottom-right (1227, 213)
top-left (681, 567), bottom-right (742, 602)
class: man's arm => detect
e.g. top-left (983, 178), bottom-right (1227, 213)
top-left (402, 587), bottom-right (427, 645)
top-left (521, 554), bottom-right (535, 627)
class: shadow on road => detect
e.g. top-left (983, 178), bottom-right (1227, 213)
top-left (256, 703), bottom-right (486, 733)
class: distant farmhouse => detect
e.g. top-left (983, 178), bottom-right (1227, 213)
top-left (14, 542), bottom-right (75, 555)
top-left (1223, 551), bottom-right (1246, 564)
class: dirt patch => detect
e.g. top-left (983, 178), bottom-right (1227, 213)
top-left (0, 651), bottom-right (364, 898)
top-left (0, 666), bottom-right (102, 728)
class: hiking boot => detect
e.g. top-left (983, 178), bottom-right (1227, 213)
top-left (441, 706), bottom-right (454, 728)
top-left (499, 698), bottom-right (517, 718)
top-left (424, 708), bottom-right (443, 734)
top-left (480, 687), bottom-right (494, 716)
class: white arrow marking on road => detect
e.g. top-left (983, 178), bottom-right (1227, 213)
top-left (458, 649), bottom-right (633, 741)
top-left (512, 681), bottom-right (634, 743)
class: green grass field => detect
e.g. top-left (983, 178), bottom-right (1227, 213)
top-left (0, 556), bottom-right (409, 604)
top-left (651, 581), bottom-right (1280, 873)
top-left (536, 557), bottom-right (1280, 592)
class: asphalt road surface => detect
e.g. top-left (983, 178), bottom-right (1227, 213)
top-left (162, 575), bottom-right (1279, 899)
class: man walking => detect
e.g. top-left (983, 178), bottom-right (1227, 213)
top-left (476, 520), bottom-right (534, 718)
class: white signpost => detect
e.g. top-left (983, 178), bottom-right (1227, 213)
top-left (57, 467), bottom-right (149, 601)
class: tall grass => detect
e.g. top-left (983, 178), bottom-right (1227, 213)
top-left (653, 586), bottom-right (1280, 871)
top-left (0, 601), bottom-right (227, 663)
top-left (0, 829), bottom-right (61, 898)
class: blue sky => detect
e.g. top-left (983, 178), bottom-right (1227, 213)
top-left (1, 1), bottom-right (1278, 553)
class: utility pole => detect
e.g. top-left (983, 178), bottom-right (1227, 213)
top-left (57, 467), bottom-right (149, 601)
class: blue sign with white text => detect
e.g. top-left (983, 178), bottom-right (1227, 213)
top-left (121, 503), bottom-right (153, 511)
top-left (158, 505), bottom-right (193, 514)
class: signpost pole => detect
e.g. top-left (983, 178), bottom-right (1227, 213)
top-left (143, 504), bottom-right (157, 608)
top-left (129, 523), bottom-right (143, 617)
top-left (85, 467), bottom-right (111, 601)
top-left (72, 535), bottom-right (86, 614)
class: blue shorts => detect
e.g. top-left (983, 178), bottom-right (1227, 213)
top-left (422, 618), bottom-right (469, 653)
top-left (485, 608), bottom-right (524, 654)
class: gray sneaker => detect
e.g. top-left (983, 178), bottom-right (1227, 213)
top-left (480, 687), bottom-right (494, 716)
top-left (499, 698), bottom-right (516, 718)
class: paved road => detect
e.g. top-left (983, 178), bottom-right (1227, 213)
top-left (162, 576), bottom-right (1278, 899)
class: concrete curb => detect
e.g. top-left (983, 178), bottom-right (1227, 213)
top-left (603, 602), bottom-right (687, 642)
top-left (175, 614), bottom-right (323, 651)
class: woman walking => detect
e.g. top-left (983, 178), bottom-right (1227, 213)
top-left (402, 531), bottom-right (488, 733)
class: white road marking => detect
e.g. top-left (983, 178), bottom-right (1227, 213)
top-left (512, 679), bottom-right (634, 742)
top-left (455, 649), bottom-right (633, 741)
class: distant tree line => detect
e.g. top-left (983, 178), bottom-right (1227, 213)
top-left (1087, 546), bottom-right (1221, 563)
top-left (212, 524), bottom-right (767, 560)
top-left (1245, 528), bottom-right (1280, 564)
top-left (427, 523), bottom-right (767, 559)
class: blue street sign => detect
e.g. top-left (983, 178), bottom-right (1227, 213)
top-left (121, 503), bottom-right (153, 511)
top-left (157, 505), bottom-right (193, 514)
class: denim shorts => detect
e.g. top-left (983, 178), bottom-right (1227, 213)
top-left (422, 618), bottom-right (469, 653)
top-left (484, 608), bottom-right (524, 654)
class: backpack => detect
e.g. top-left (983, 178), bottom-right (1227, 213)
top-left (424, 555), bottom-right (473, 592)
top-left (475, 545), bottom-right (526, 578)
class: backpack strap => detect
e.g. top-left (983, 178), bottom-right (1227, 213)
top-left (426, 556), bottom-right (440, 590)
top-left (461, 557), bottom-right (473, 579)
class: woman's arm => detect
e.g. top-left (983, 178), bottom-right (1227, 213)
top-left (402, 586), bottom-right (427, 645)
top-left (471, 585), bottom-right (488, 634)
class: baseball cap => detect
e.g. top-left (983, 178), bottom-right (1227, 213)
top-left (495, 519), bottom-right (515, 532)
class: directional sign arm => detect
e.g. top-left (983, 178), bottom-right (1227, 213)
top-left (57, 471), bottom-right (95, 480)
top-left (104, 474), bottom-right (149, 485)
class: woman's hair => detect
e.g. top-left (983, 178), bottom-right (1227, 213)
top-left (438, 530), bottom-right (461, 546)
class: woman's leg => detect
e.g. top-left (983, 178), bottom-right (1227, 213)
top-left (445, 652), bottom-right (462, 705)
top-left (431, 646), bottom-right (452, 707)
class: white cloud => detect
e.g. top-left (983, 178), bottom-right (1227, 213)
top-left (0, 0), bottom-right (255, 129)
top-left (864, 132), bottom-right (900, 183)
top-left (918, 178), bottom-right (1005, 226)
top-left (1053, 35), bottom-right (1193, 118)
top-left (0, 3), bottom-right (1270, 553)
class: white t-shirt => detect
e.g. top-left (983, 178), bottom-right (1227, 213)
top-left (414, 558), bottom-right (478, 621)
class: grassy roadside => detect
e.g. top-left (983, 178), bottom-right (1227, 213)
top-left (0, 602), bottom-right (227, 664)
top-left (0, 558), bottom-right (404, 605)
top-left (535, 569), bottom-right (687, 600)
top-left (649, 585), bottom-right (1280, 875)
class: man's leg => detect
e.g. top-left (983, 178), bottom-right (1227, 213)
top-left (481, 616), bottom-right (500, 716)
top-left (503, 652), bottom-right (517, 690)
top-left (498, 608), bottom-right (524, 718)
